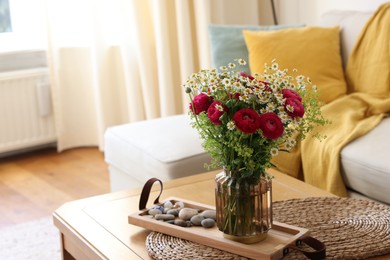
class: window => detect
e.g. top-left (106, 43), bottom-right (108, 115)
top-left (0, 0), bottom-right (46, 52)
top-left (0, 0), bottom-right (12, 33)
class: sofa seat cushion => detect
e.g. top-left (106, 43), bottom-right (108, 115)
top-left (340, 117), bottom-right (390, 204)
top-left (104, 114), bottom-right (211, 189)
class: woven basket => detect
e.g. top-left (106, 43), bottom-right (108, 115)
top-left (145, 197), bottom-right (390, 259)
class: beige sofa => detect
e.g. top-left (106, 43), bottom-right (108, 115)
top-left (104, 10), bottom-right (390, 205)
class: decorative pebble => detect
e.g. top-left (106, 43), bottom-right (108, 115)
top-left (179, 208), bottom-right (199, 221)
top-left (166, 209), bottom-right (179, 216)
top-left (163, 201), bottom-right (173, 209)
top-left (145, 203), bottom-right (217, 230)
top-left (190, 214), bottom-right (204, 226)
top-left (148, 208), bottom-right (162, 216)
top-left (155, 213), bottom-right (175, 221)
top-left (201, 218), bottom-right (215, 228)
top-left (174, 201), bottom-right (185, 208)
top-left (174, 219), bottom-right (189, 227)
top-left (200, 210), bottom-right (216, 220)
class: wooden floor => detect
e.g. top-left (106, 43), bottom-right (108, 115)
top-left (0, 147), bottom-right (110, 228)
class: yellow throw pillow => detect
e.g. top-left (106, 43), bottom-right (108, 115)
top-left (243, 27), bottom-right (347, 104)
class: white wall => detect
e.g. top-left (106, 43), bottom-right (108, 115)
top-left (276, 0), bottom-right (389, 25)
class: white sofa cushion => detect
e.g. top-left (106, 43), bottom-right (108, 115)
top-left (104, 114), bottom-right (211, 191)
top-left (341, 118), bottom-right (390, 204)
top-left (320, 10), bottom-right (373, 66)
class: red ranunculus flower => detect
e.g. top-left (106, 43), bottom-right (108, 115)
top-left (232, 108), bottom-right (261, 134)
top-left (282, 89), bottom-right (302, 101)
top-left (190, 93), bottom-right (211, 115)
top-left (285, 98), bottom-right (305, 118)
top-left (259, 112), bottom-right (284, 140)
top-left (207, 101), bottom-right (227, 125)
top-left (239, 71), bottom-right (255, 81)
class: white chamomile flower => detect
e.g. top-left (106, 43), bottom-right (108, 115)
top-left (294, 117), bottom-right (303, 124)
top-left (237, 59), bottom-right (247, 65)
top-left (244, 88), bottom-right (253, 95)
top-left (216, 104), bottom-right (224, 112)
top-left (285, 142), bottom-right (293, 150)
top-left (269, 84), bottom-right (278, 92)
top-left (270, 148), bottom-right (279, 156)
top-left (220, 65), bottom-right (228, 71)
top-left (209, 85), bottom-right (218, 92)
top-left (296, 75), bottom-right (305, 81)
top-left (209, 78), bottom-right (217, 85)
top-left (233, 82), bottom-right (241, 88)
top-left (292, 68), bottom-right (298, 73)
top-left (253, 87), bottom-right (261, 95)
top-left (239, 94), bottom-right (249, 102)
top-left (286, 104), bottom-right (294, 113)
top-left (274, 93), bottom-right (284, 102)
top-left (279, 113), bottom-right (290, 124)
top-left (307, 77), bottom-right (312, 84)
top-left (312, 85), bottom-right (318, 92)
top-left (266, 103), bottom-right (276, 112)
top-left (227, 121), bottom-right (235, 130)
top-left (228, 62), bottom-right (236, 69)
top-left (222, 78), bottom-right (231, 85)
top-left (288, 138), bottom-right (297, 147)
top-left (271, 62), bottom-right (279, 71)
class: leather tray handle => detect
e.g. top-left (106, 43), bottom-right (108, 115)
top-left (284, 235), bottom-right (326, 259)
top-left (139, 178), bottom-right (163, 210)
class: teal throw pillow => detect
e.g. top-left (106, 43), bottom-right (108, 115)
top-left (208, 24), bottom-right (304, 73)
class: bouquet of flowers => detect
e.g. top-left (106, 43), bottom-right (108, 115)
top-left (183, 59), bottom-right (328, 181)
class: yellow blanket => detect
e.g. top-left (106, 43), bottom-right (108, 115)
top-left (273, 3), bottom-right (390, 197)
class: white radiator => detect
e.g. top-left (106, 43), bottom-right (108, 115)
top-left (0, 68), bottom-right (56, 154)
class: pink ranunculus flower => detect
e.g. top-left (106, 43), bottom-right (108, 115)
top-left (259, 112), bottom-right (284, 140)
top-left (232, 108), bottom-right (261, 134)
top-left (282, 89), bottom-right (302, 101)
top-left (190, 93), bottom-right (211, 115)
top-left (285, 98), bottom-right (305, 118)
top-left (207, 101), bottom-right (227, 125)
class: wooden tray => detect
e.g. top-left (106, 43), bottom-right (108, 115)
top-left (128, 197), bottom-right (308, 260)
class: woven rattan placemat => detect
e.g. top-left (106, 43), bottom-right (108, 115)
top-left (145, 197), bottom-right (390, 259)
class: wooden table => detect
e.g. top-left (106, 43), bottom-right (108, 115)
top-left (52, 169), bottom-right (339, 259)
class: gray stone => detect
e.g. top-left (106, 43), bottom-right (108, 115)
top-left (200, 210), bottom-right (216, 220)
top-left (201, 218), bottom-right (215, 228)
top-left (190, 214), bottom-right (204, 226)
top-left (166, 209), bottom-right (179, 216)
top-left (148, 208), bottom-right (162, 216)
top-left (174, 219), bottom-right (189, 227)
top-left (154, 214), bottom-right (175, 221)
top-left (178, 208), bottom-right (199, 221)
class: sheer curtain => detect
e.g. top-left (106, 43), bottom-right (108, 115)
top-left (44, 0), bottom-right (262, 151)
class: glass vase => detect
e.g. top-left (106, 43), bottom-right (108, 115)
top-left (214, 169), bottom-right (272, 244)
